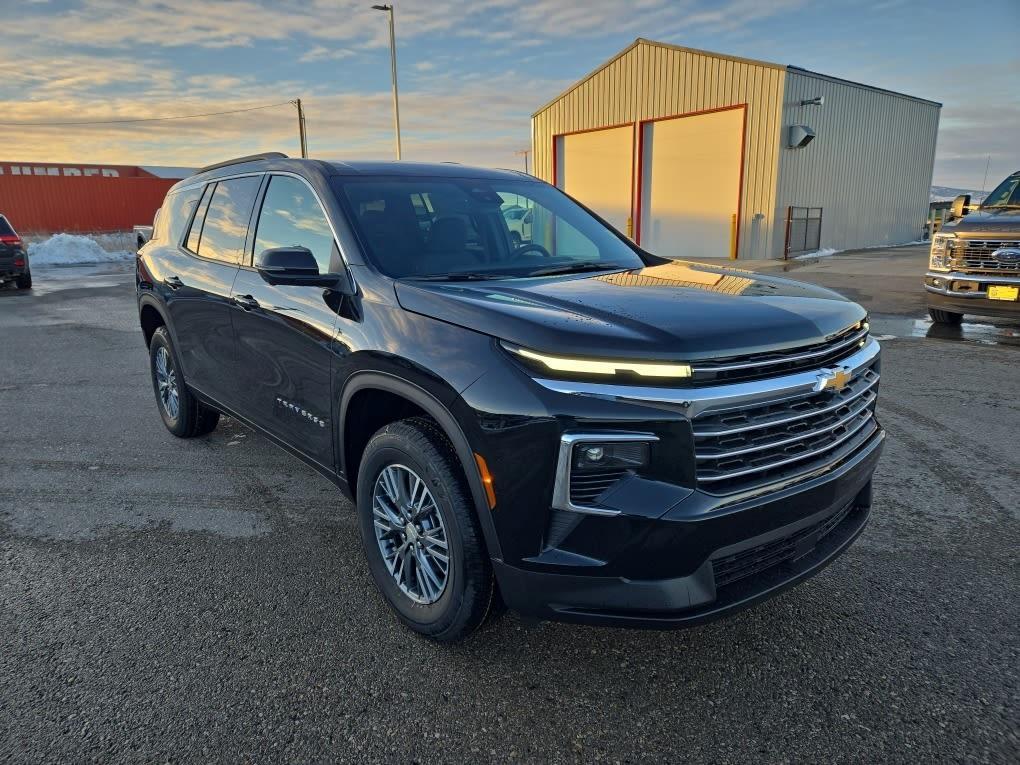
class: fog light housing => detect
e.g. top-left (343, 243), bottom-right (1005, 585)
top-left (573, 440), bottom-right (649, 472)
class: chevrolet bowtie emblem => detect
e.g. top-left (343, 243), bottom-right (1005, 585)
top-left (815, 366), bottom-right (852, 393)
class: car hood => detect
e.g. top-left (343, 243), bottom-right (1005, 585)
top-left (944, 207), bottom-right (1020, 236)
top-left (395, 260), bottom-right (866, 362)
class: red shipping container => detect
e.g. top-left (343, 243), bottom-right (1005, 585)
top-left (0, 163), bottom-right (184, 234)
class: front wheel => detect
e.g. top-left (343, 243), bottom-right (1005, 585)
top-left (929, 307), bottom-right (963, 325)
top-left (148, 326), bottom-right (220, 437)
top-left (356, 417), bottom-right (499, 642)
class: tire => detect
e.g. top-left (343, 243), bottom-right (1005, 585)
top-left (15, 271), bottom-right (31, 290)
top-left (928, 307), bottom-right (963, 325)
top-left (356, 417), bottom-right (499, 642)
top-left (148, 326), bottom-right (220, 438)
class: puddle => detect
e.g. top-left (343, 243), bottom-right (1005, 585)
top-left (0, 262), bottom-right (133, 297)
top-left (870, 314), bottom-right (1020, 348)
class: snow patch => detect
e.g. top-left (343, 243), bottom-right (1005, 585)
top-left (28, 234), bottom-right (134, 266)
top-left (794, 248), bottom-right (839, 260)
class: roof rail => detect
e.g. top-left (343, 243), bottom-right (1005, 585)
top-left (199, 152), bottom-right (288, 173)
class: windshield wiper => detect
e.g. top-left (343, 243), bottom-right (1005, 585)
top-left (409, 272), bottom-right (508, 281)
top-left (526, 262), bottom-right (627, 277)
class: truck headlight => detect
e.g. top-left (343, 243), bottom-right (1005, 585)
top-left (929, 234), bottom-right (955, 272)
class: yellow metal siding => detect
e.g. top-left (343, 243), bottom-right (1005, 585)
top-left (532, 40), bottom-right (785, 260)
top-left (773, 71), bottom-right (940, 257)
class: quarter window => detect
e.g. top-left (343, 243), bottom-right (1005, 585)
top-left (185, 185), bottom-right (213, 254)
top-left (193, 176), bottom-right (262, 264)
top-left (254, 176), bottom-right (336, 273)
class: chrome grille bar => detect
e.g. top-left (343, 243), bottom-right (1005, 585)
top-left (693, 370), bottom-right (879, 438)
top-left (696, 410), bottom-right (876, 484)
top-left (695, 392), bottom-right (876, 460)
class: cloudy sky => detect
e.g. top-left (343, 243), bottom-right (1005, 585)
top-left (2, 0), bottom-right (1017, 189)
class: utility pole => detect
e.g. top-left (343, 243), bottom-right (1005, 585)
top-left (514, 149), bottom-right (530, 174)
top-left (372, 4), bottom-right (402, 160)
top-left (293, 98), bottom-right (308, 158)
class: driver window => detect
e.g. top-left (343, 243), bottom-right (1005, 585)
top-left (254, 176), bottom-right (336, 273)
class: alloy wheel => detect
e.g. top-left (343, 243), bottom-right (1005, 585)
top-left (154, 345), bottom-right (180, 420)
top-left (372, 464), bottom-right (450, 604)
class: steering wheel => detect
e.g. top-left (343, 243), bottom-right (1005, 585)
top-left (509, 242), bottom-right (552, 260)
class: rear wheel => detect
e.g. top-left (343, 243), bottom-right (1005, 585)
top-left (356, 417), bottom-right (499, 642)
top-left (15, 271), bottom-right (31, 289)
top-left (148, 326), bottom-right (220, 438)
top-left (929, 307), bottom-right (963, 325)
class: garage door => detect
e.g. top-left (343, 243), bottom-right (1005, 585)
top-left (555, 126), bottom-right (634, 237)
top-left (638, 107), bottom-right (744, 259)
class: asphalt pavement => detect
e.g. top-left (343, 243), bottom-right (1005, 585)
top-left (1, 246), bottom-right (1017, 763)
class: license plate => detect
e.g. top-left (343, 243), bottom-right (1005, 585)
top-left (988, 285), bottom-right (1020, 301)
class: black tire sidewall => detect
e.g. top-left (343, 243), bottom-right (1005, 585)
top-left (356, 430), bottom-right (473, 635)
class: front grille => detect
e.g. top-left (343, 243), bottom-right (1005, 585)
top-left (569, 468), bottom-right (628, 505)
top-left (688, 323), bottom-right (869, 385)
top-left (694, 364), bottom-right (880, 494)
top-left (712, 502), bottom-right (854, 588)
top-left (950, 239), bottom-right (1020, 274)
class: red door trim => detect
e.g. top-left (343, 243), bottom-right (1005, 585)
top-left (633, 103), bottom-right (748, 254)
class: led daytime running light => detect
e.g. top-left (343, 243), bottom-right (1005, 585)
top-left (510, 345), bottom-right (692, 378)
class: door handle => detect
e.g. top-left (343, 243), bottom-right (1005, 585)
top-left (233, 294), bottom-right (260, 311)
top-left (165, 275), bottom-right (184, 290)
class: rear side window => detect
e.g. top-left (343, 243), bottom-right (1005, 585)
top-left (189, 176), bottom-right (262, 263)
top-left (254, 176), bottom-right (336, 273)
top-left (160, 187), bottom-right (204, 244)
top-left (0, 215), bottom-right (16, 237)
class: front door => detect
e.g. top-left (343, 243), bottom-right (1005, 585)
top-left (230, 174), bottom-right (340, 469)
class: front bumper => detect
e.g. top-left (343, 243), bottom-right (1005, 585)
top-left (494, 428), bottom-right (882, 628)
top-left (925, 271), bottom-right (1020, 318)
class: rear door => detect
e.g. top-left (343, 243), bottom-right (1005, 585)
top-left (229, 174), bottom-right (341, 468)
top-left (163, 175), bottom-right (262, 406)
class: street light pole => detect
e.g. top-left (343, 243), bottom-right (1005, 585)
top-left (372, 4), bottom-right (402, 160)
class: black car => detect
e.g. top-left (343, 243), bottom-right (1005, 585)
top-left (136, 153), bottom-right (884, 642)
top-left (925, 171), bottom-right (1020, 323)
top-left (0, 214), bottom-right (31, 290)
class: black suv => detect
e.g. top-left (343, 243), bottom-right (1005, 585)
top-left (137, 154), bottom-right (884, 641)
top-left (0, 214), bottom-right (31, 290)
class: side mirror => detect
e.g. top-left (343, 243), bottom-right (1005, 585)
top-left (951, 194), bottom-right (971, 219)
top-left (255, 247), bottom-right (353, 293)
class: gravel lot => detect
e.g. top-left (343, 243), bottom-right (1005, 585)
top-left (1, 246), bottom-right (1017, 763)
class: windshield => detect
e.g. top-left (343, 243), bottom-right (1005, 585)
top-left (332, 176), bottom-right (645, 279)
top-left (981, 174), bottom-right (1020, 208)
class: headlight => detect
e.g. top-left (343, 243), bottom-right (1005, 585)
top-left (929, 234), bottom-right (955, 272)
top-left (502, 342), bottom-right (692, 379)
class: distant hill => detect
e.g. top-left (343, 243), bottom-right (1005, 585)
top-left (931, 185), bottom-right (989, 203)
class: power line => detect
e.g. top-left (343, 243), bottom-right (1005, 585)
top-left (0, 101), bottom-right (296, 127)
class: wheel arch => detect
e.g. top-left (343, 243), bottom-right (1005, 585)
top-left (138, 294), bottom-right (171, 348)
top-left (339, 371), bottom-right (503, 561)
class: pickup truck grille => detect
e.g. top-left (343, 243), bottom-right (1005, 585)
top-left (688, 323), bottom-right (869, 385)
top-left (693, 363), bottom-right (880, 494)
top-left (949, 239), bottom-right (1020, 274)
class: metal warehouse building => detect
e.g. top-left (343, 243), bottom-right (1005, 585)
top-left (531, 39), bottom-right (941, 260)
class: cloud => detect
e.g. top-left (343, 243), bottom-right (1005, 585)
top-left (299, 46), bottom-right (356, 63)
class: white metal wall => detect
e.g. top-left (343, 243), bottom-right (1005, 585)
top-left (773, 70), bottom-right (940, 258)
top-left (532, 40), bottom-right (786, 260)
